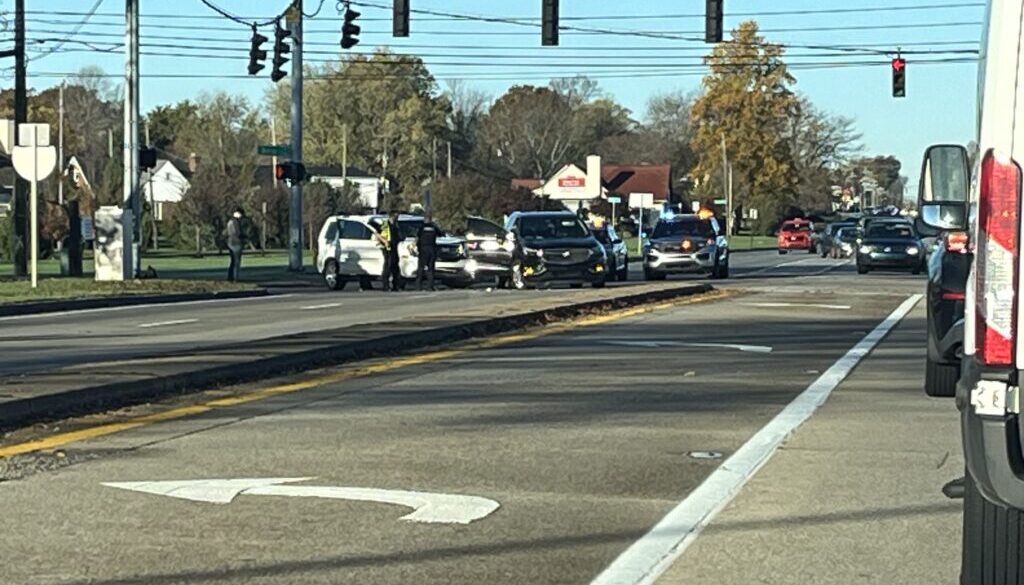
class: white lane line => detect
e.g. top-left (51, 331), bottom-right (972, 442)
top-left (588, 293), bottom-right (922, 585)
top-left (746, 302), bottom-right (852, 310)
top-left (301, 302), bottom-right (342, 310)
top-left (602, 341), bottom-right (773, 353)
top-left (776, 257), bottom-right (818, 268)
top-left (0, 293), bottom-right (295, 322)
top-left (137, 319), bottom-right (199, 329)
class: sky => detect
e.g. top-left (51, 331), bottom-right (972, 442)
top-left (1, 0), bottom-right (986, 196)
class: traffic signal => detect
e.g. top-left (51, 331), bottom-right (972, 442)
top-left (247, 24), bottom-right (268, 76)
top-left (393, 0), bottom-right (409, 37)
top-left (139, 147), bottom-right (157, 170)
top-left (892, 57), bottom-right (907, 98)
top-left (542, 0), bottom-right (559, 46)
top-left (706, 0), bottom-right (724, 43)
top-left (341, 7), bottom-right (361, 50)
top-left (275, 161), bottom-right (307, 184)
top-left (271, 21), bottom-right (291, 83)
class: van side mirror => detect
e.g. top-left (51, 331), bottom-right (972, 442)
top-left (917, 144), bottom-right (969, 232)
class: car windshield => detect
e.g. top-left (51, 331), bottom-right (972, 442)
top-left (837, 228), bottom-right (858, 242)
top-left (867, 223), bottom-right (914, 239)
top-left (519, 216), bottom-right (589, 239)
top-left (782, 222), bottom-right (811, 232)
top-left (652, 219), bottom-right (714, 239)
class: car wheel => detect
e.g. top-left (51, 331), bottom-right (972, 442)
top-left (857, 264), bottom-right (869, 275)
top-left (643, 267), bottom-right (662, 281)
top-left (323, 260), bottom-right (346, 291)
top-left (924, 357), bottom-right (959, 398)
top-left (778, 249), bottom-right (788, 255)
top-left (570, 283), bottom-right (583, 289)
top-left (961, 471), bottom-right (1024, 584)
top-left (592, 278), bottom-right (606, 289)
top-left (718, 260), bottom-right (730, 279)
top-left (808, 245), bottom-right (817, 254)
top-left (359, 276), bottom-right (374, 290)
top-left (912, 263), bottom-right (923, 275)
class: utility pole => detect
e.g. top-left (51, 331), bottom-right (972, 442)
top-left (123, 0), bottom-right (140, 279)
top-left (270, 117), bottom-right (278, 188)
top-left (145, 121), bottom-right (158, 251)
top-left (58, 82), bottom-right (65, 205)
top-left (12, 0), bottom-right (27, 276)
top-left (447, 141), bottom-right (452, 178)
top-left (720, 135), bottom-right (730, 233)
top-left (288, 2), bottom-right (304, 272)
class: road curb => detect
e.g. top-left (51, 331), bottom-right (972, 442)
top-left (0, 288), bottom-right (270, 318)
top-left (1, 284), bottom-right (712, 431)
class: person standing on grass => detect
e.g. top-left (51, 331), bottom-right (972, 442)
top-left (226, 207), bottom-right (245, 282)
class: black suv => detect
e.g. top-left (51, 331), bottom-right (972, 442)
top-left (505, 211), bottom-right (608, 289)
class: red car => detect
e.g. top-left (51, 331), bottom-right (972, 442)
top-left (777, 219), bottom-right (814, 254)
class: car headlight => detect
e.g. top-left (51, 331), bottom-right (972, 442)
top-left (859, 245), bottom-right (872, 254)
top-left (480, 240), bottom-right (500, 252)
top-left (501, 239), bottom-right (515, 252)
top-left (906, 246), bottom-right (920, 255)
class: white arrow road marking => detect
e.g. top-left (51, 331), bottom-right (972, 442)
top-left (137, 319), bottom-right (199, 329)
top-left (602, 341), bottom-right (773, 353)
top-left (102, 478), bottom-right (500, 525)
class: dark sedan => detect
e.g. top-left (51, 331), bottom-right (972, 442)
top-left (505, 211), bottom-right (608, 289)
top-left (855, 222), bottom-right (924, 274)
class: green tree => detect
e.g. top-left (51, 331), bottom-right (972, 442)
top-left (691, 21), bottom-right (801, 231)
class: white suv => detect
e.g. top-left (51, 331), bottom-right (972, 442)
top-left (316, 214), bottom-right (474, 290)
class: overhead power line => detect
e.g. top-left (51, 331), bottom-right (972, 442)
top-left (28, 0), bottom-right (105, 63)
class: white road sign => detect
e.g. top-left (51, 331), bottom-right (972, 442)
top-left (11, 124), bottom-right (57, 182)
top-left (103, 478), bottom-right (501, 525)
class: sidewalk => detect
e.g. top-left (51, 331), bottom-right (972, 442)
top-left (657, 304), bottom-right (964, 585)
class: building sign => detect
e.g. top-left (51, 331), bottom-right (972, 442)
top-left (558, 176), bottom-right (586, 190)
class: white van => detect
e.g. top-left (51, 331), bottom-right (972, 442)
top-left (316, 214), bottom-right (475, 290)
top-left (916, 1), bottom-right (1024, 580)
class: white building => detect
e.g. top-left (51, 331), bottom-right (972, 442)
top-left (142, 159), bottom-right (190, 221)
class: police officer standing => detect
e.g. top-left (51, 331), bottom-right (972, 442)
top-left (383, 210), bottom-right (403, 291)
top-left (416, 213), bottom-right (440, 291)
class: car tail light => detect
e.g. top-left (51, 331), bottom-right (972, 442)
top-left (946, 231), bottom-right (969, 254)
top-left (975, 151), bottom-right (1022, 365)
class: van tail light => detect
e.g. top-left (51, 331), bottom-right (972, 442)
top-left (946, 231), bottom-right (969, 254)
top-left (975, 151), bottom-right (1022, 366)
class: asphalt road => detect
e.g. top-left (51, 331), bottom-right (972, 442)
top-left (0, 258), bottom-right (947, 585)
top-left (0, 249), bottom-right (834, 377)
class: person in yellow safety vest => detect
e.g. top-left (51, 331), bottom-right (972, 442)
top-left (380, 210), bottom-right (403, 292)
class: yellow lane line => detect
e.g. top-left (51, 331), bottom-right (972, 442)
top-left (0, 291), bottom-right (722, 459)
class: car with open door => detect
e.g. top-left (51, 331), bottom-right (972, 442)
top-left (916, 3), bottom-right (1024, 580)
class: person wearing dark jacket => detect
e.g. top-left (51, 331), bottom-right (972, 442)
top-left (226, 208), bottom-right (244, 282)
top-left (416, 214), bottom-right (440, 291)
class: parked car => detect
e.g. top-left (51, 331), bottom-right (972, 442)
top-left (643, 214), bottom-right (729, 280)
top-left (590, 223), bottom-right (629, 282)
top-left (854, 220), bottom-right (924, 274)
top-left (776, 219), bottom-right (814, 254)
top-left (505, 211), bottom-right (607, 289)
top-left (316, 214), bottom-right (474, 290)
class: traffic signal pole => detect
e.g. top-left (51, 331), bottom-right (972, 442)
top-left (288, 1), bottom-right (304, 272)
top-left (123, 0), bottom-right (140, 279)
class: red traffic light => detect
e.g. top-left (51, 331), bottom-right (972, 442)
top-left (891, 57), bottom-right (906, 72)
